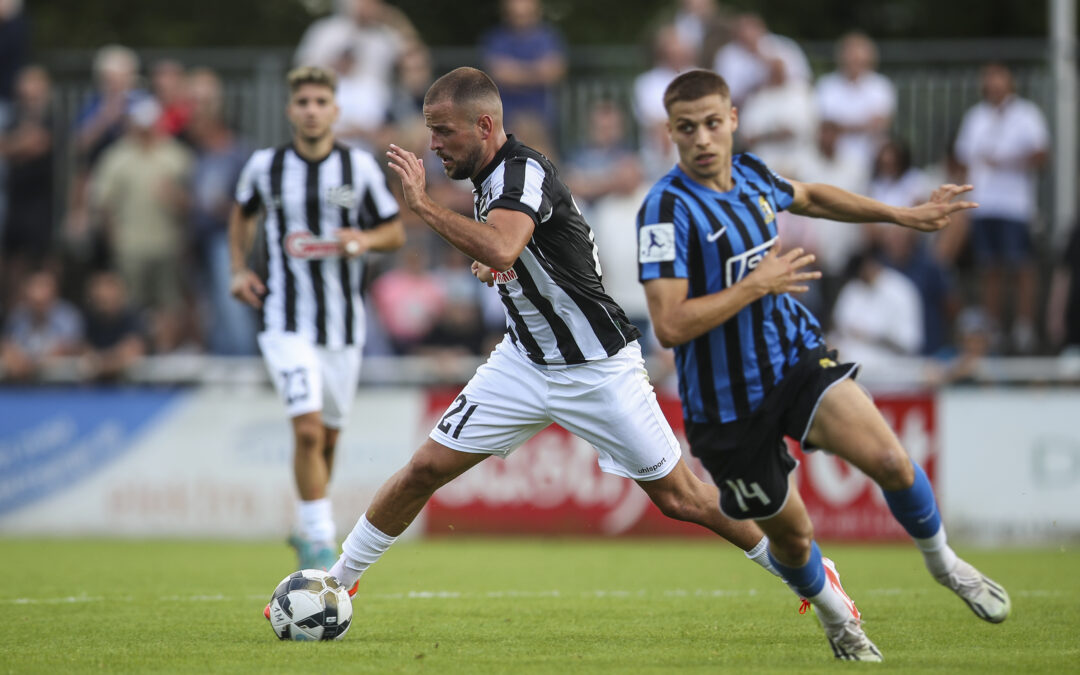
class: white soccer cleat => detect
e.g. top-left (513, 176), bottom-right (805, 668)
top-left (824, 617), bottom-right (884, 662)
top-left (934, 559), bottom-right (1011, 623)
top-left (822, 557), bottom-right (860, 620)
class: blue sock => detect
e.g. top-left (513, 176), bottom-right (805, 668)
top-left (768, 541), bottom-right (826, 597)
top-left (883, 461), bottom-right (942, 539)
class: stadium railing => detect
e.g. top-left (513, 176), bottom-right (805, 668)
top-left (40, 39), bottom-right (1056, 229)
top-left (4, 353), bottom-right (1079, 389)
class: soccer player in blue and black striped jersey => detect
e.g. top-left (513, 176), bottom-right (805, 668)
top-left (638, 69), bottom-right (1010, 661)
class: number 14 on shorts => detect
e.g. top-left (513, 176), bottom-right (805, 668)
top-left (725, 479), bottom-right (772, 513)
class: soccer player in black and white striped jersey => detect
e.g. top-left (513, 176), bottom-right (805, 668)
top-left (325, 67), bottom-right (792, 598)
top-left (229, 66), bottom-right (405, 572)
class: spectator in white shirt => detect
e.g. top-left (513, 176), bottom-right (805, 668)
top-left (632, 24), bottom-right (698, 179)
top-left (671, 0), bottom-right (734, 67)
top-left (954, 62), bottom-right (1049, 354)
top-left (869, 138), bottom-right (927, 209)
top-left (778, 120), bottom-right (869, 316)
top-left (738, 56), bottom-right (817, 179)
top-left (815, 32), bottom-right (896, 173)
top-left (294, 0), bottom-right (424, 151)
top-left (712, 13), bottom-right (810, 108)
top-left (830, 247), bottom-right (924, 378)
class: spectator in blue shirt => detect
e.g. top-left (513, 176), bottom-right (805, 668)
top-left (480, 0), bottom-right (567, 138)
top-left (1, 269), bottom-right (83, 381)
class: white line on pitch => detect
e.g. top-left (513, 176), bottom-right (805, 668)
top-left (4, 587), bottom-right (1067, 605)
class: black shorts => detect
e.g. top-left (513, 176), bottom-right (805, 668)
top-left (686, 346), bottom-right (858, 521)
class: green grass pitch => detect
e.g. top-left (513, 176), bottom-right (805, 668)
top-left (1, 538), bottom-right (1077, 673)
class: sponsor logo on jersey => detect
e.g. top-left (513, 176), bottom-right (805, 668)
top-left (725, 236), bottom-right (777, 287)
top-left (757, 195), bottom-right (775, 224)
top-left (494, 268), bottom-right (518, 284)
top-left (284, 231), bottom-right (341, 259)
top-left (324, 185), bottom-right (358, 209)
top-left (639, 223), bottom-right (676, 263)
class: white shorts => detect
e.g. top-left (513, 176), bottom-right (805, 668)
top-left (257, 331), bottom-right (362, 429)
top-left (429, 337), bottom-right (681, 481)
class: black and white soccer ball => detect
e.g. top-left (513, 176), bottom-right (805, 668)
top-left (267, 569), bottom-right (353, 641)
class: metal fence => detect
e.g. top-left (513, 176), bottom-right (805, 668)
top-left (37, 38), bottom-right (1061, 236)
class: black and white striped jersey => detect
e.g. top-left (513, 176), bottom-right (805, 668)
top-left (235, 143), bottom-right (399, 348)
top-left (473, 135), bottom-right (640, 366)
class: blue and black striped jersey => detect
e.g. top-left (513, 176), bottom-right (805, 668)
top-left (637, 153), bottom-right (824, 424)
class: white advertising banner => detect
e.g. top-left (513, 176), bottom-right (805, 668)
top-left (0, 387), bottom-right (424, 538)
top-left (940, 388), bottom-right (1080, 542)
top-left (4, 385), bottom-right (1078, 543)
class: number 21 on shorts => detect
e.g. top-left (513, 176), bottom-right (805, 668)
top-left (437, 394), bottom-right (479, 439)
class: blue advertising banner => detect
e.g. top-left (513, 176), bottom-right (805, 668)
top-left (0, 388), bottom-right (184, 515)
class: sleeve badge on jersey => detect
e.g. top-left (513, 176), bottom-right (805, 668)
top-left (639, 223), bottom-right (676, 263)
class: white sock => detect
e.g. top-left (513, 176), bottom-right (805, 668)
top-left (297, 498), bottom-right (335, 545)
top-left (914, 526), bottom-right (959, 577)
top-left (745, 536), bottom-right (781, 577)
top-left (809, 566), bottom-right (858, 627)
top-left (329, 515), bottom-right (397, 588)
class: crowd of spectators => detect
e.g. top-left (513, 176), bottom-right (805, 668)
top-left (622, 6), bottom-right (1061, 380)
top-left (0, 0), bottom-right (1074, 384)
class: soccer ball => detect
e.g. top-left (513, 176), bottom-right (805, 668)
top-left (267, 569), bottom-right (353, 641)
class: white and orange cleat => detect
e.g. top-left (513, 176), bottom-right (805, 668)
top-left (811, 558), bottom-right (882, 662)
top-left (822, 556), bottom-right (860, 621)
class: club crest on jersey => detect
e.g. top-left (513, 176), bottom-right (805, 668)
top-left (494, 268), bottom-right (518, 284)
top-left (639, 223), bottom-right (676, 263)
top-left (475, 190), bottom-right (492, 222)
top-left (285, 231), bottom-right (341, 259)
top-left (325, 185), bottom-right (358, 209)
top-left (757, 196), bottom-right (775, 224)
top-left (725, 236), bottom-right (777, 286)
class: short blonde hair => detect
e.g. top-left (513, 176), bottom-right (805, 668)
top-left (287, 66), bottom-right (337, 93)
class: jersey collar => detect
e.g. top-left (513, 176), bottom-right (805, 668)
top-left (672, 163), bottom-right (743, 198)
top-left (472, 134), bottom-right (519, 188)
top-left (289, 142), bottom-right (339, 166)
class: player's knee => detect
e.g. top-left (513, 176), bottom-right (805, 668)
top-left (400, 454), bottom-right (454, 496)
top-left (650, 490), bottom-right (703, 524)
top-left (870, 446), bottom-right (914, 491)
top-left (768, 523), bottom-right (815, 563)
top-left (293, 419), bottom-right (325, 453)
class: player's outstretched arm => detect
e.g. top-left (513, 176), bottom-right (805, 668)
top-left (643, 240), bottom-right (819, 348)
top-left (386, 143), bottom-right (533, 270)
top-left (227, 202), bottom-right (266, 308)
top-left (788, 180), bottom-right (978, 232)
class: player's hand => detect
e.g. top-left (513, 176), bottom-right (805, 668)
top-left (746, 239), bottom-right (820, 296)
top-left (472, 261), bottom-right (495, 286)
top-left (386, 143), bottom-right (428, 213)
top-left (337, 229), bottom-right (369, 258)
top-left (899, 184), bottom-right (978, 232)
top-left (230, 268), bottom-right (266, 308)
